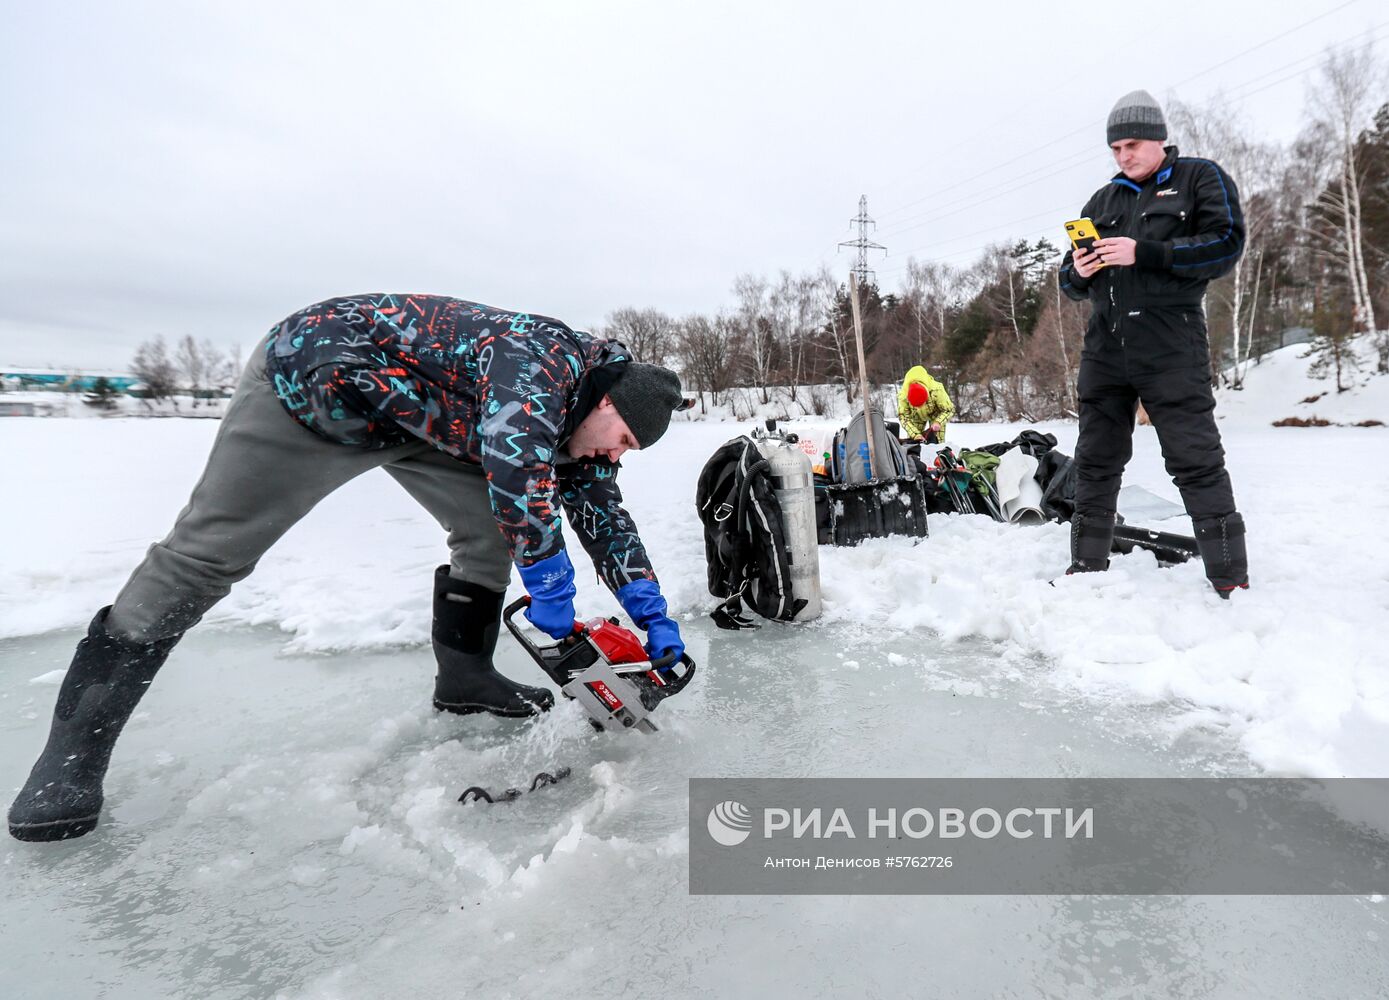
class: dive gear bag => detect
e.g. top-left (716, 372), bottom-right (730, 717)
top-left (696, 436), bottom-right (808, 628)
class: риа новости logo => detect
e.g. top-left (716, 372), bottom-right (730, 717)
top-left (707, 800), bottom-right (753, 846)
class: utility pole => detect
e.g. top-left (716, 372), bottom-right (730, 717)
top-left (839, 194), bottom-right (887, 285)
top-left (847, 272), bottom-right (880, 479)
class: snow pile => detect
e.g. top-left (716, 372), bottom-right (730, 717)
top-left (1216, 339), bottom-right (1388, 426)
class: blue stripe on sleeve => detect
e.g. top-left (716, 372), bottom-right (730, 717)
top-left (1172, 160), bottom-right (1235, 254)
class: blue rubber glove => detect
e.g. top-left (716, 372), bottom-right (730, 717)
top-left (616, 579), bottom-right (685, 665)
top-left (518, 550), bottom-right (577, 639)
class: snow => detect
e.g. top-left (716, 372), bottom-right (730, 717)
top-left (0, 389), bottom-right (231, 419)
top-left (5, 353), bottom-right (1385, 778)
top-left (3, 344), bottom-right (1389, 996)
top-left (1215, 338), bottom-right (1389, 426)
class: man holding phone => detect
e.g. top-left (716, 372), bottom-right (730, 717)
top-left (1059, 90), bottom-right (1249, 597)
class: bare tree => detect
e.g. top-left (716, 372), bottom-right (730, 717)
top-left (1033, 268), bottom-right (1086, 416)
top-left (175, 335), bottom-right (206, 406)
top-left (673, 313), bottom-right (735, 414)
top-left (199, 338), bottom-right (226, 394)
top-left (901, 258), bottom-right (953, 362)
top-left (601, 307), bottom-right (676, 365)
top-left (222, 341), bottom-right (244, 388)
top-left (131, 336), bottom-right (179, 403)
top-left (808, 266), bottom-right (857, 403)
top-left (1170, 95), bottom-right (1280, 387)
top-left (1306, 42), bottom-right (1383, 365)
top-left (767, 271), bottom-right (802, 401)
top-left (732, 273), bottom-right (775, 404)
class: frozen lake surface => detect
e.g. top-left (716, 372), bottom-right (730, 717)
top-left (4, 618), bottom-right (1385, 999)
top-left (3, 358), bottom-right (1388, 997)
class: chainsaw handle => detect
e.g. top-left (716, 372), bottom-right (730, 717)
top-left (506, 595), bottom-right (680, 665)
top-left (638, 653), bottom-right (697, 711)
top-left (504, 595), bottom-right (586, 640)
top-left (502, 596), bottom-right (548, 659)
top-left (662, 654), bottom-right (696, 691)
top-left (505, 595), bottom-right (690, 681)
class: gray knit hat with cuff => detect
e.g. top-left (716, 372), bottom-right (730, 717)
top-left (608, 362), bottom-right (689, 448)
top-left (1107, 90), bottom-right (1167, 145)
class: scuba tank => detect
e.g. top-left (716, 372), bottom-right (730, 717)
top-left (752, 419), bottom-right (822, 621)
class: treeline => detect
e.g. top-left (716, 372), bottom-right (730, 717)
top-left (129, 334), bottom-right (243, 405)
top-left (602, 46), bottom-right (1388, 420)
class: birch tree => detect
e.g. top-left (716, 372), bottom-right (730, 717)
top-left (767, 271), bottom-right (800, 402)
top-left (1306, 42), bottom-right (1382, 366)
top-left (1169, 96), bottom-right (1278, 387)
top-left (732, 273), bottom-right (775, 404)
top-left (175, 335), bottom-right (206, 405)
top-left (809, 266), bottom-right (857, 403)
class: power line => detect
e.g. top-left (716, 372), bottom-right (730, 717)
top-left (875, 122), bottom-right (1103, 223)
top-left (874, 149), bottom-right (1103, 241)
top-left (1165, 0), bottom-right (1361, 90)
top-left (1215, 20), bottom-right (1389, 102)
top-left (876, 21), bottom-right (1387, 248)
top-left (804, 3), bottom-right (1380, 294)
top-left (865, 16), bottom-right (1389, 288)
top-left (871, 1), bottom-right (1372, 221)
top-left (883, 204), bottom-right (1076, 263)
top-left (875, 221), bottom-right (1063, 281)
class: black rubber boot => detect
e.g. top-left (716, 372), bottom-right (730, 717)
top-left (1194, 513), bottom-right (1250, 599)
top-left (9, 608), bottom-right (180, 842)
top-left (431, 568), bottom-right (554, 717)
top-left (1066, 512), bottom-right (1116, 574)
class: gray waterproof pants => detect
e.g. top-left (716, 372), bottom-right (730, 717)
top-left (106, 349), bottom-right (512, 645)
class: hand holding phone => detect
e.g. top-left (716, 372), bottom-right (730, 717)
top-left (1066, 218), bottom-right (1107, 276)
top-left (1065, 218), bottom-right (1105, 266)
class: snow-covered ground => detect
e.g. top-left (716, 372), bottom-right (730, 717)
top-left (0, 390), bottom-right (230, 420)
top-left (1216, 337), bottom-right (1388, 427)
top-left (3, 341), bottom-right (1388, 997)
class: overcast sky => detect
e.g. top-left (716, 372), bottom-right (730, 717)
top-left (1, 0), bottom-right (1382, 370)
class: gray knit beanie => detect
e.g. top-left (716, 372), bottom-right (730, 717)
top-left (1107, 90), bottom-right (1167, 145)
top-left (607, 362), bottom-right (686, 448)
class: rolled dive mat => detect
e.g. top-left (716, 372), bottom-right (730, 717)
top-left (994, 447), bottom-right (1047, 525)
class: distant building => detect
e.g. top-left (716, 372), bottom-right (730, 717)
top-left (0, 369), bottom-right (140, 393)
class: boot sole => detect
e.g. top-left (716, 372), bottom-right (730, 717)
top-left (9, 813), bottom-right (100, 842)
top-left (432, 699), bottom-right (552, 718)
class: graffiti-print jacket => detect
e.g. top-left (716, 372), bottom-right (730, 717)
top-left (263, 293), bottom-right (656, 591)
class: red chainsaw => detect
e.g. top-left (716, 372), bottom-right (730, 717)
top-left (503, 597), bottom-right (696, 733)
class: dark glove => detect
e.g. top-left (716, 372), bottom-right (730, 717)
top-left (616, 579), bottom-right (685, 665)
top-left (518, 551), bottom-right (577, 639)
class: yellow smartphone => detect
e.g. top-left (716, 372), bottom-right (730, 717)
top-left (1064, 218), bottom-right (1105, 267)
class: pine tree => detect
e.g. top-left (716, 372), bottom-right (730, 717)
top-left (82, 376), bottom-right (119, 411)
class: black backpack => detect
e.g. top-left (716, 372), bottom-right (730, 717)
top-left (695, 436), bottom-right (808, 630)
